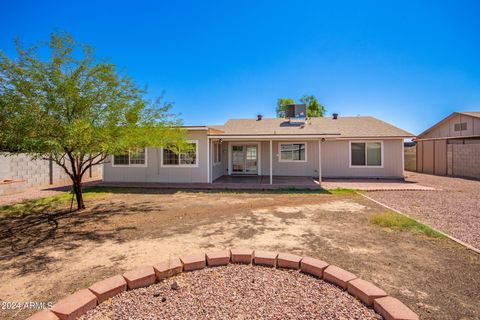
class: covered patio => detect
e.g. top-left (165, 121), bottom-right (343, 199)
top-left (212, 175), bottom-right (319, 189)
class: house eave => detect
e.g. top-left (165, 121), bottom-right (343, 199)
top-left (207, 134), bottom-right (413, 140)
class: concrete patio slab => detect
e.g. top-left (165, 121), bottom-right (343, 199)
top-left (99, 176), bottom-right (320, 190)
top-left (321, 178), bottom-right (435, 191)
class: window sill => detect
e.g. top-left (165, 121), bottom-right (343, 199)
top-left (160, 164), bottom-right (199, 168)
top-left (278, 160), bottom-right (308, 163)
top-left (111, 164), bottom-right (147, 168)
top-left (349, 165), bottom-right (383, 168)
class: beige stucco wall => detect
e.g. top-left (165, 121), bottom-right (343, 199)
top-left (234, 139), bottom-right (403, 178)
top-left (321, 139), bottom-right (404, 178)
top-left (422, 114), bottom-right (480, 139)
top-left (103, 132), bottom-right (209, 183)
top-left (259, 140), bottom-right (320, 177)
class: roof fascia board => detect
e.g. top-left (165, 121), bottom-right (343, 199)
top-left (415, 134), bottom-right (480, 141)
top-left (208, 135), bottom-right (412, 140)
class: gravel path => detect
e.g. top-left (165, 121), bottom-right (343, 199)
top-left (80, 264), bottom-right (379, 320)
top-left (367, 171), bottom-right (480, 250)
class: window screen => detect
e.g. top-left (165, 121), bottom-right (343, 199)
top-left (163, 142), bottom-right (197, 166)
top-left (129, 149), bottom-right (146, 165)
top-left (113, 148), bottom-right (146, 166)
top-left (351, 143), bottom-right (366, 166)
top-left (351, 142), bottom-right (381, 166)
top-left (366, 142), bottom-right (382, 166)
top-left (280, 143), bottom-right (305, 161)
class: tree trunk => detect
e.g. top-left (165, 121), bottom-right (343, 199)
top-left (72, 176), bottom-right (85, 210)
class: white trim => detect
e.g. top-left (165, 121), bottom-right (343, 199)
top-left (229, 142), bottom-right (261, 175)
top-left (348, 141), bottom-right (384, 168)
top-left (334, 137), bottom-right (411, 140)
top-left (278, 142), bottom-right (308, 162)
top-left (318, 139), bottom-right (322, 183)
top-left (401, 139), bottom-right (405, 176)
top-left (269, 140), bottom-right (273, 184)
top-left (228, 141), bottom-right (232, 175)
top-left (160, 140), bottom-right (199, 168)
top-left (212, 141), bottom-right (222, 166)
top-left (209, 135), bottom-right (413, 140)
top-left (258, 142), bottom-right (262, 175)
top-left (182, 126), bottom-right (209, 131)
top-left (207, 138), bottom-right (211, 183)
top-left (112, 148), bottom-right (148, 167)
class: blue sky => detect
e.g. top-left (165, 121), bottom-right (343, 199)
top-left (2, 0), bottom-right (480, 134)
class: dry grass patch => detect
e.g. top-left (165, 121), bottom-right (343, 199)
top-left (369, 212), bottom-right (445, 239)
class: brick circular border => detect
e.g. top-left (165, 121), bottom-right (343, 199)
top-left (28, 249), bottom-right (419, 320)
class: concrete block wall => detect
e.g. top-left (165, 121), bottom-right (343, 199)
top-left (449, 144), bottom-right (480, 179)
top-left (404, 146), bottom-right (416, 172)
top-left (0, 153), bottom-right (102, 196)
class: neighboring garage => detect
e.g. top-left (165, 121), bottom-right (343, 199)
top-left (415, 112), bottom-right (480, 179)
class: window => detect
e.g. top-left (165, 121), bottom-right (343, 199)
top-left (113, 148), bottom-right (146, 166)
top-left (279, 143), bottom-right (306, 162)
top-left (213, 142), bottom-right (221, 164)
top-left (454, 122), bottom-right (467, 131)
top-left (162, 141), bottom-right (198, 167)
top-left (350, 142), bottom-right (382, 167)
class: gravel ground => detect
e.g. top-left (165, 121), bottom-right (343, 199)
top-left (367, 171), bottom-right (480, 250)
top-left (80, 264), bottom-right (379, 320)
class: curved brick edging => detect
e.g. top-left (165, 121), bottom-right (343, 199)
top-left (27, 249), bottom-right (419, 320)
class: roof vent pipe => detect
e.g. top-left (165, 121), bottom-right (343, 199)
top-left (257, 114), bottom-right (263, 121)
top-left (332, 113), bottom-right (338, 120)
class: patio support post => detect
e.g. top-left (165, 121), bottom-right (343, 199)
top-left (269, 140), bottom-right (273, 185)
top-left (207, 137), bottom-right (211, 183)
top-left (318, 139), bottom-right (322, 184)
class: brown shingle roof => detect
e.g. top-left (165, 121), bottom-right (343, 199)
top-left (208, 116), bottom-right (413, 138)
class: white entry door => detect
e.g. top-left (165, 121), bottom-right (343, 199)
top-left (231, 144), bottom-right (258, 174)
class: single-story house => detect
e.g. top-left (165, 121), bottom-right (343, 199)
top-left (103, 106), bottom-right (413, 185)
top-left (415, 111), bottom-right (480, 179)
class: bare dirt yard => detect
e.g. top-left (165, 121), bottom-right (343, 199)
top-left (0, 187), bottom-right (479, 320)
top-left (367, 171), bottom-right (480, 250)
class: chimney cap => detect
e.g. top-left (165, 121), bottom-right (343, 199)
top-left (332, 113), bottom-right (339, 120)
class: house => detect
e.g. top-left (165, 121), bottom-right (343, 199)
top-left (415, 111), bottom-right (480, 179)
top-left (103, 105), bottom-right (413, 185)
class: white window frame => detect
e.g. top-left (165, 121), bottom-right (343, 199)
top-left (278, 142), bottom-right (308, 163)
top-left (349, 141), bottom-right (384, 168)
top-left (112, 148), bottom-right (148, 167)
top-left (160, 140), bottom-right (199, 168)
top-left (227, 142), bottom-right (262, 175)
top-left (213, 142), bottom-right (222, 166)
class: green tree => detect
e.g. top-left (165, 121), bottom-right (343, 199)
top-left (276, 97), bottom-right (295, 117)
top-left (300, 94), bottom-right (326, 117)
top-left (276, 95), bottom-right (326, 118)
top-left (0, 32), bottom-right (187, 210)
